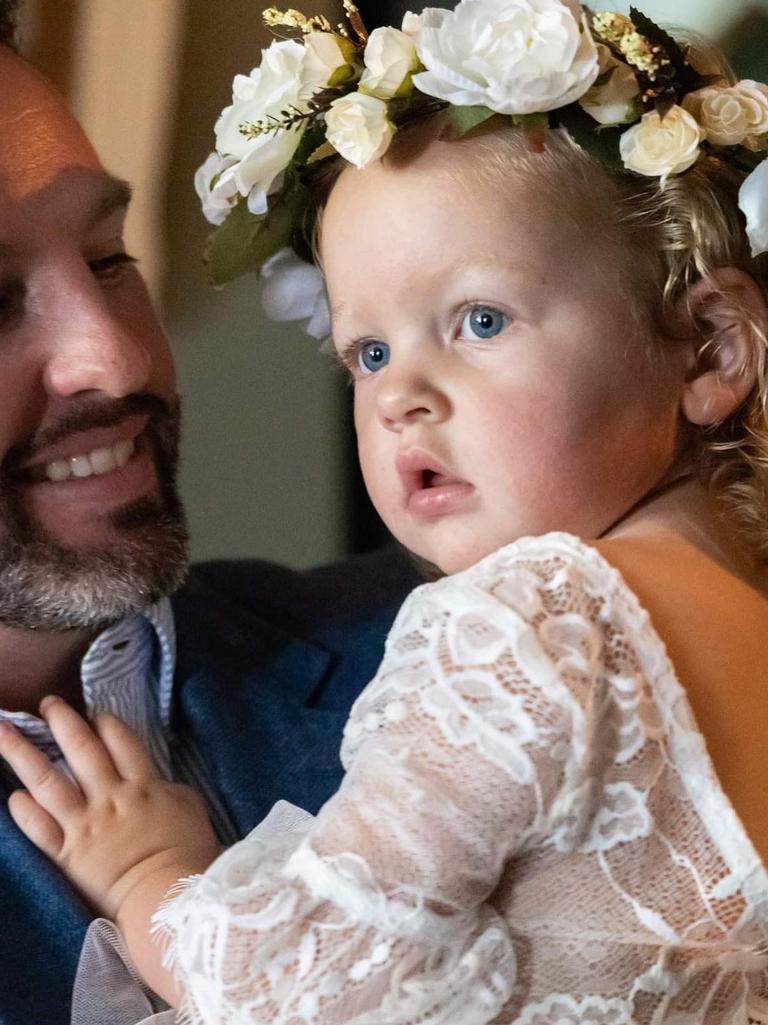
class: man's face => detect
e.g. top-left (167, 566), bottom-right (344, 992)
top-left (0, 49), bottom-right (187, 630)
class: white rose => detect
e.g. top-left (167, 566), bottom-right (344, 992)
top-left (739, 157), bottom-right (768, 257)
top-left (301, 31), bottom-right (358, 96)
top-left (260, 248), bottom-right (331, 339)
top-left (619, 105), bottom-right (705, 180)
top-left (412, 0), bottom-right (600, 115)
top-left (579, 45), bottom-right (640, 125)
top-left (325, 92), bottom-right (395, 168)
top-left (194, 152), bottom-right (239, 226)
top-left (684, 81), bottom-right (768, 148)
top-left (360, 27), bottom-right (420, 100)
top-left (215, 39), bottom-right (309, 215)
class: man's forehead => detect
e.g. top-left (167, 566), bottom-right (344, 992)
top-left (0, 47), bottom-right (102, 202)
top-left (0, 169), bottom-right (132, 254)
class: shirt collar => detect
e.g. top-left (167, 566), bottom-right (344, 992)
top-left (80, 597), bottom-right (176, 732)
top-left (0, 596), bottom-right (176, 745)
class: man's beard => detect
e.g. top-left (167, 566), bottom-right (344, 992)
top-left (0, 395), bottom-right (189, 632)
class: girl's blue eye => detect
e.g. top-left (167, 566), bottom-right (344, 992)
top-left (461, 306), bottom-right (507, 340)
top-left (358, 340), bottom-right (390, 374)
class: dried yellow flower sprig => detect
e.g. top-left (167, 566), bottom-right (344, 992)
top-left (591, 12), bottom-right (669, 83)
top-left (262, 8), bottom-right (332, 33)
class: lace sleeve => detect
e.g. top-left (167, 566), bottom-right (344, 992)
top-left (155, 553), bottom-right (595, 1025)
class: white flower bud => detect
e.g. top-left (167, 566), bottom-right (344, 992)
top-left (620, 105), bottom-right (705, 180)
top-left (360, 27), bottom-right (420, 100)
top-left (301, 31), bottom-right (358, 97)
top-left (325, 92), bottom-right (395, 168)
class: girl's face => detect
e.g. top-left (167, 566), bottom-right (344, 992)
top-left (322, 138), bottom-right (689, 574)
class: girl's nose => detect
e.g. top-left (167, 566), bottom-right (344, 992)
top-left (376, 361), bottom-right (451, 432)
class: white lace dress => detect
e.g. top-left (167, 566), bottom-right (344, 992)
top-left (153, 532), bottom-right (768, 1025)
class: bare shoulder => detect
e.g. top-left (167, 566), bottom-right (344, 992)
top-left (591, 533), bottom-right (768, 623)
top-left (591, 533), bottom-right (768, 864)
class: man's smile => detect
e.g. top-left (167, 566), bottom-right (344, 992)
top-left (15, 414), bottom-right (150, 484)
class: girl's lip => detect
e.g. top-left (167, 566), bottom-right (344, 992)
top-left (396, 447), bottom-right (475, 517)
top-left (407, 480), bottom-right (476, 519)
top-left (397, 447), bottom-right (459, 487)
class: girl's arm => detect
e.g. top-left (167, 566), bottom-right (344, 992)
top-left (0, 697), bottom-right (220, 1005)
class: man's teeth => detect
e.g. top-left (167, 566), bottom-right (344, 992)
top-left (45, 439), bottom-right (135, 482)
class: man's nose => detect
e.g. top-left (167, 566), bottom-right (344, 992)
top-left (376, 356), bottom-right (451, 432)
top-left (40, 273), bottom-right (152, 399)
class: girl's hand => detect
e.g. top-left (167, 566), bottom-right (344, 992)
top-left (0, 696), bottom-right (219, 922)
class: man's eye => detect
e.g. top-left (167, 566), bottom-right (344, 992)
top-left (358, 340), bottom-right (390, 374)
top-left (88, 252), bottom-right (138, 280)
top-left (459, 305), bottom-right (509, 341)
top-left (0, 278), bottom-right (26, 328)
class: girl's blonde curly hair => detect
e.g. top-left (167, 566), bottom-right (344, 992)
top-left (308, 36), bottom-right (768, 556)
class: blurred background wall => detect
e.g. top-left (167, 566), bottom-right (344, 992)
top-left (16, 0), bottom-right (768, 568)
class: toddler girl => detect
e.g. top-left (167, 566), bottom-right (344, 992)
top-left (2, 2), bottom-right (768, 1023)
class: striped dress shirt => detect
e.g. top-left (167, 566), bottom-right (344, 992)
top-left (0, 598), bottom-right (237, 845)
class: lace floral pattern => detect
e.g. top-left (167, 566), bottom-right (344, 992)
top-left (155, 533), bottom-right (768, 1025)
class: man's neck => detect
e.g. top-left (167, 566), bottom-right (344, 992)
top-left (0, 624), bottom-right (96, 716)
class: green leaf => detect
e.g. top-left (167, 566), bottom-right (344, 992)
top-left (509, 112), bottom-right (550, 131)
top-left (443, 104), bottom-right (497, 138)
top-left (293, 124), bottom-right (327, 166)
top-left (205, 176), bottom-right (309, 287)
top-left (556, 103), bottom-right (623, 168)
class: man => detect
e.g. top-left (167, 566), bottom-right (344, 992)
top-left (0, 6), bottom-right (420, 1022)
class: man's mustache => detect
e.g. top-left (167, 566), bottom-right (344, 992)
top-left (3, 394), bottom-right (179, 472)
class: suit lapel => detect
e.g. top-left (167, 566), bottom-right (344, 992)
top-left (0, 797), bottom-right (89, 1025)
top-left (174, 623), bottom-right (348, 836)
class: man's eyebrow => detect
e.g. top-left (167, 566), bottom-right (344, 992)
top-left (86, 175), bottom-right (133, 230)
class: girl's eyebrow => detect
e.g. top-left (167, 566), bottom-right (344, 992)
top-left (330, 301), bottom-right (349, 326)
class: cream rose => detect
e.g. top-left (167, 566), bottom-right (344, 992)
top-left (684, 81), bottom-right (768, 148)
top-left (301, 31), bottom-right (358, 96)
top-left (620, 105), bottom-right (705, 180)
top-left (215, 39), bottom-right (309, 215)
top-left (579, 45), bottom-right (640, 125)
top-left (739, 157), bottom-right (768, 257)
top-left (360, 27), bottom-right (420, 100)
top-left (325, 92), bottom-right (395, 168)
top-left (412, 0), bottom-right (600, 115)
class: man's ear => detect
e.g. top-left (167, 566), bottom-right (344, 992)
top-left (670, 268), bottom-right (768, 427)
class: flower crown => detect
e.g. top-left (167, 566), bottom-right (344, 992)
top-left (196, 0), bottom-right (768, 336)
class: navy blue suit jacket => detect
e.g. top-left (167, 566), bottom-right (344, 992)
top-left (0, 548), bottom-right (420, 1025)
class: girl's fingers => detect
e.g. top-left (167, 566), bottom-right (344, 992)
top-left (39, 696), bottom-right (120, 797)
top-left (7, 789), bottom-right (65, 859)
top-left (92, 713), bottom-right (159, 783)
top-left (0, 721), bottom-right (84, 818)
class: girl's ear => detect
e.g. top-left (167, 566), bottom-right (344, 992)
top-left (671, 268), bottom-right (768, 427)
